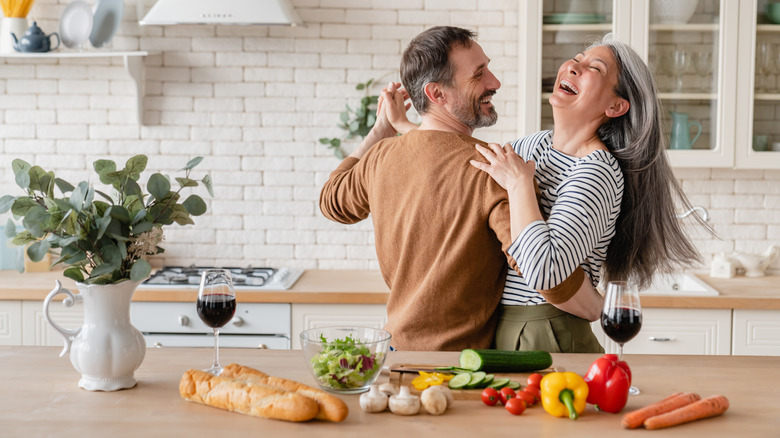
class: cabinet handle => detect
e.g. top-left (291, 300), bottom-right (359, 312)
top-left (232, 316), bottom-right (245, 327)
top-left (178, 315), bottom-right (189, 326)
top-left (257, 343), bottom-right (268, 349)
top-left (649, 336), bottom-right (674, 342)
top-left (153, 342), bottom-right (163, 348)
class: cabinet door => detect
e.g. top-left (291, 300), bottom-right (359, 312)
top-left (22, 300), bottom-right (84, 346)
top-left (735, 0), bottom-right (780, 167)
top-left (0, 301), bottom-right (22, 346)
top-left (593, 308), bottom-right (732, 355)
top-left (732, 309), bottom-right (780, 356)
top-left (291, 304), bottom-right (387, 349)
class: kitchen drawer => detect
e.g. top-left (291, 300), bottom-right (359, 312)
top-left (143, 334), bottom-right (289, 349)
top-left (291, 303), bottom-right (387, 349)
top-left (130, 302), bottom-right (291, 336)
top-left (0, 300), bottom-right (21, 345)
top-left (22, 300), bottom-right (84, 346)
top-left (593, 308), bottom-right (732, 355)
top-left (732, 309), bottom-right (780, 356)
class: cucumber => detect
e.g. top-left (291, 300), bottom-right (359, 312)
top-left (506, 380), bottom-right (522, 390)
top-left (459, 349), bottom-right (553, 373)
top-left (434, 366), bottom-right (473, 373)
top-left (488, 377), bottom-right (510, 389)
top-left (465, 371), bottom-right (487, 389)
top-left (482, 374), bottom-right (495, 387)
top-left (448, 372), bottom-right (472, 389)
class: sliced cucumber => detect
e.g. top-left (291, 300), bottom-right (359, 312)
top-left (506, 380), bottom-right (522, 390)
top-left (448, 372), bottom-right (472, 389)
top-left (488, 377), bottom-right (510, 389)
top-left (482, 374), bottom-right (495, 387)
top-left (465, 371), bottom-right (487, 389)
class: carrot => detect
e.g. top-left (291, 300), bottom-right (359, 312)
top-left (621, 392), bottom-right (702, 429)
top-left (643, 395), bottom-right (729, 430)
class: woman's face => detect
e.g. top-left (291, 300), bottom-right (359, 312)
top-left (549, 45), bottom-right (627, 121)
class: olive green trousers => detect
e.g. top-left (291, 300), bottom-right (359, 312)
top-left (494, 304), bottom-right (604, 353)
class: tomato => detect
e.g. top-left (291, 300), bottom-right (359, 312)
top-left (524, 386), bottom-right (541, 404)
top-left (481, 387), bottom-right (500, 406)
top-left (499, 387), bottom-right (516, 405)
top-left (515, 390), bottom-right (535, 407)
top-left (504, 397), bottom-right (526, 415)
top-left (527, 373), bottom-right (543, 390)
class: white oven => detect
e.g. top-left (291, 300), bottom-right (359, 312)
top-left (131, 266), bottom-right (302, 349)
top-left (131, 302), bottom-right (291, 349)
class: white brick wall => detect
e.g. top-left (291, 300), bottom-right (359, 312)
top-left (0, 0), bottom-right (778, 274)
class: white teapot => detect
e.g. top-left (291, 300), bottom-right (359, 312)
top-left (732, 245), bottom-right (778, 277)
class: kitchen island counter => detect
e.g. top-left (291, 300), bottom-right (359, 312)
top-left (0, 269), bottom-right (778, 309)
top-left (2, 346), bottom-right (777, 437)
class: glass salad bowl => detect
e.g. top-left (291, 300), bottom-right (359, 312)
top-left (300, 326), bottom-right (391, 394)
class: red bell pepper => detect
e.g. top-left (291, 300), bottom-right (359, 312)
top-left (583, 354), bottom-right (631, 413)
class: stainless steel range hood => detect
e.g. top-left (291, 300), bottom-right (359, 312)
top-left (139, 0), bottom-right (302, 26)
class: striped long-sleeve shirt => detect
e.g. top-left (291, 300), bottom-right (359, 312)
top-left (502, 130), bottom-right (624, 306)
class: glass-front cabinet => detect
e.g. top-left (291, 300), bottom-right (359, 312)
top-left (519, 0), bottom-right (780, 169)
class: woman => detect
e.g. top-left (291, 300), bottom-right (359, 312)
top-left (383, 33), bottom-right (706, 353)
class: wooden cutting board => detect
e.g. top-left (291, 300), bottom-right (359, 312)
top-left (387, 363), bottom-right (565, 400)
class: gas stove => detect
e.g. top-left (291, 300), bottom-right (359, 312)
top-left (140, 266), bottom-right (303, 290)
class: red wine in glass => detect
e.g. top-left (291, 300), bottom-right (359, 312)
top-left (197, 294), bottom-right (236, 328)
top-left (197, 269), bottom-right (236, 375)
top-left (601, 307), bottom-right (642, 344)
top-left (602, 281), bottom-right (642, 395)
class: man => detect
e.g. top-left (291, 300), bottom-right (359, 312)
top-left (319, 26), bottom-right (584, 351)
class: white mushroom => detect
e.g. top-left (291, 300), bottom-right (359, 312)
top-left (359, 385), bottom-right (388, 413)
top-left (378, 382), bottom-right (399, 397)
top-left (420, 386), bottom-right (448, 415)
top-left (425, 385), bottom-right (454, 408)
top-left (388, 386), bottom-right (420, 416)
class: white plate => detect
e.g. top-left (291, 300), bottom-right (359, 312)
top-left (59, 1), bottom-right (93, 49)
top-left (90, 0), bottom-right (123, 49)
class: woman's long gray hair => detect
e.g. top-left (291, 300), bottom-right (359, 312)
top-left (591, 33), bottom-right (708, 290)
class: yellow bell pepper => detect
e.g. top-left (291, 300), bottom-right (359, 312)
top-left (411, 371), bottom-right (446, 390)
top-left (540, 372), bottom-right (589, 420)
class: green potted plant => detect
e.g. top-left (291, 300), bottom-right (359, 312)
top-left (0, 154), bottom-right (212, 391)
top-left (0, 154), bottom-right (211, 283)
top-left (319, 78), bottom-right (381, 159)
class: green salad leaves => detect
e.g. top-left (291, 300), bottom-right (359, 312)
top-left (310, 334), bottom-right (383, 389)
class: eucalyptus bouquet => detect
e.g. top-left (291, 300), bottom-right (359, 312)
top-left (0, 155), bottom-right (212, 285)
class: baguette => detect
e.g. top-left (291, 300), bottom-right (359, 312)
top-left (221, 363), bottom-right (349, 422)
top-left (179, 369), bottom-right (319, 422)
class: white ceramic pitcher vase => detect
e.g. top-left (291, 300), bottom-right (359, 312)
top-left (43, 280), bottom-right (146, 391)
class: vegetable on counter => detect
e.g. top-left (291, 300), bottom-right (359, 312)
top-left (643, 395), bottom-right (729, 430)
top-left (621, 392), bottom-right (702, 429)
top-left (459, 349), bottom-right (553, 373)
top-left (309, 334), bottom-right (383, 390)
top-left (540, 372), bottom-right (589, 420)
top-left (583, 354), bottom-right (631, 413)
top-left (389, 386), bottom-right (421, 415)
top-left (411, 371), bottom-right (453, 390)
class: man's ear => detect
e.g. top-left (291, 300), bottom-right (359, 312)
top-left (423, 82), bottom-right (446, 106)
top-left (605, 98), bottom-right (629, 118)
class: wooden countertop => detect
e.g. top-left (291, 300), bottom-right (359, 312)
top-left (1, 269), bottom-right (778, 309)
top-left (2, 347), bottom-right (777, 437)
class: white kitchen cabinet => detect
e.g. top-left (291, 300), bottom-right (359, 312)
top-left (0, 301), bottom-right (22, 346)
top-left (732, 309), bottom-right (780, 356)
top-left (520, 0), bottom-right (780, 169)
top-left (291, 304), bottom-right (387, 349)
top-left (592, 308), bottom-right (732, 355)
top-left (21, 300), bottom-right (83, 347)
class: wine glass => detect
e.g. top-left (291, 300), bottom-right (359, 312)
top-left (756, 40), bottom-right (773, 93)
top-left (692, 50), bottom-right (712, 92)
top-left (667, 49), bottom-right (690, 92)
top-left (197, 269), bottom-right (236, 375)
top-left (601, 281), bottom-right (642, 395)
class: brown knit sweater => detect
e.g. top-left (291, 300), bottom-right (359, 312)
top-left (320, 130), bottom-right (582, 351)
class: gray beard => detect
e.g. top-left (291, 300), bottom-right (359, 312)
top-left (452, 94), bottom-right (498, 129)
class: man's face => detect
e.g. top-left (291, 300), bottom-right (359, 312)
top-left (445, 43), bottom-right (501, 129)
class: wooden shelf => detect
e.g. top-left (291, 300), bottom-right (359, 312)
top-left (542, 23), bottom-right (611, 32)
top-left (0, 51), bottom-right (150, 124)
top-left (649, 23), bottom-right (719, 32)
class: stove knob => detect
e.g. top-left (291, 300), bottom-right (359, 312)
top-left (178, 315), bottom-right (190, 326)
top-left (257, 344), bottom-right (268, 349)
top-left (231, 316), bottom-right (244, 327)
